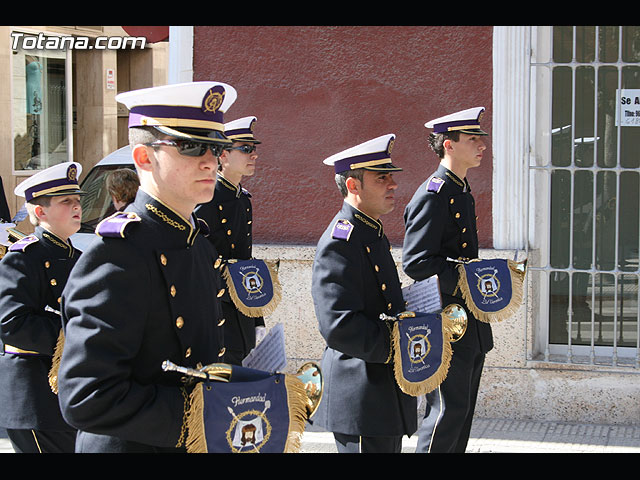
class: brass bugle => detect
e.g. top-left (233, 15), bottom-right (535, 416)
top-left (162, 360), bottom-right (231, 383)
top-left (379, 311), bottom-right (416, 322)
top-left (163, 359), bottom-right (323, 420)
top-left (441, 304), bottom-right (468, 343)
top-left (295, 362), bottom-right (323, 419)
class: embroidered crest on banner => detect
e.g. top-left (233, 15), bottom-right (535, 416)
top-left (222, 259), bottom-right (281, 317)
top-left (391, 312), bottom-right (453, 397)
top-left (456, 258), bottom-right (527, 323)
top-left (185, 368), bottom-right (310, 453)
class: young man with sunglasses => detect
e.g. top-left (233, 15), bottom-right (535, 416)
top-left (195, 116), bottom-right (265, 366)
top-left (57, 82), bottom-right (236, 452)
top-left (0, 162), bottom-right (84, 453)
top-left (311, 134), bottom-right (417, 453)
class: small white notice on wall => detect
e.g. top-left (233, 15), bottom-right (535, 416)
top-left (106, 68), bottom-right (115, 90)
top-left (616, 89), bottom-right (640, 127)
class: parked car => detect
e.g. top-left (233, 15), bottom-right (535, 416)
top-left (71, 146), bottom-right (135, 252)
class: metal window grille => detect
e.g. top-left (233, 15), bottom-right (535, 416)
top-left (528, 26), bottom-right (640, 367)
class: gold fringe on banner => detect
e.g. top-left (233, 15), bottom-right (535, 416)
top-left (185, 374), bottom-right (309, 453)
top-left (222, 260), bottom-right (282, 318)
top-left (456, 259), bottom-right (527, 324)
top-left (185, 383), bottom-right (207, 453)
top-left (48, 329), bottom-right (65, 394)
top-left (282, 375), bottom-right (308, 453)
top-left (391, 321), bottom-right (453, 397)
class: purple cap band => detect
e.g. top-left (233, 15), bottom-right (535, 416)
top-left (24, 178), bottom-right (80, 202)
top-left (225, 127), bottom-right (252, 137)
top-left (129, 105), bottom-right (224, 128)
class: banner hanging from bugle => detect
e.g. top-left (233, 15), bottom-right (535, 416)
top-left (456, 258), bottom-right (527, 323)
top-left (222, 259), bottom-right (281, 317)
top-left (163, 361), bottom-right (322, 453)
top-left (385, 312), bottom-right (453, 397)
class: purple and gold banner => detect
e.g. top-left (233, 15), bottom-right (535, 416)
top-left (457, 258), bottom-right (527, 323)
top-left (222, 259), bottom-right (281, 317)
top-left (186, 366), bottom-right (309, 453)
top-left (392, 312), bottom-right (453, 397)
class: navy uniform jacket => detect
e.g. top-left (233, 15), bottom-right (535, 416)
top-left (0, 226), bottom-right (79, 431)
top-left (195, 173), bottom-right (264, 364)
top-left (403, 164), bottom-right (493, 353)
top-left (58, 190), bottom-right (226, 452)
top-left (312, 201), bottom-right (417, 437)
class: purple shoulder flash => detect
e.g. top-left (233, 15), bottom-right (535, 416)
top-left (331, 219), bottom-right (353, 242)
top-left (426, 176), bottom-right (445, 193)
top-left (96, 212), bottom-right (141, 238)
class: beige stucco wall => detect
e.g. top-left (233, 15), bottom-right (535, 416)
top-left (254, 245), bottom-right (640, 426)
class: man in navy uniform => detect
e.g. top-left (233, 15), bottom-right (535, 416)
top-left (196, 116), bottom-right (266, 365)
top-left (403, 107), bottom-right (493, 453)
top-left (312, 134), bottom-right (417, 453)
top-left (0, 162), bottom-right (84, 452)
top-left (57, 82), bottom-right (235, 452)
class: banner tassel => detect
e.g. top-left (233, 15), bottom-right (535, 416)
top-left (185, 383), bottom-right (207, 453)
top-left (48, 329), bottom-right (65, 394)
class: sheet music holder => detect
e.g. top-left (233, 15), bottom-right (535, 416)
top-left (402, 275), bottom-right (442, 314)
top-left (242, 322), bottom-right (287, 373)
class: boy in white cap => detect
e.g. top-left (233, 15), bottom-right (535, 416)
top-left (195, 116), bottom-right (266, 365)
top-left (0, 162), bottom-right (84, 452)
top-left (403, 107), bottom-right (492, 453)
top-left (58, 82), bottom-right (237, 452)
top-left (311, 134), bottom-right (417, 453)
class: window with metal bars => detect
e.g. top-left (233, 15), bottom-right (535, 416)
top-left (529, 26), bottom-right (640, 366)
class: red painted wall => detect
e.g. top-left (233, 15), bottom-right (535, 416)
top-left (193, 26), bottom-right (493, 247)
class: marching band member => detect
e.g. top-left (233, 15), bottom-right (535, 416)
top-left (196, 116), bottom-right (266, 365)
top-left (0, 162), bottom-right (83, 452)
top-left (403, 107), bottom-right (493, 453)
top-left (57, 82), bottom-right (235, 452)
top-left (312, 134), bottom-right (417, 453)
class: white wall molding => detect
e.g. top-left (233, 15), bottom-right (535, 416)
top-left (492, 26), bottom-right (531, 250)
top-left (168, 26), bottom-right (194, 84)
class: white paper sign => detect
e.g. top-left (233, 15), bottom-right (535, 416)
top-left (402, 275), bottom-right (442, 314)
top-left (242, 322), bottom-right (287, 373)
top-left (616, 89), bottom-right (640, 127)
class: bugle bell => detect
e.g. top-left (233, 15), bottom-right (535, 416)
top-left (295, 361), bottom-right (323, 419)
top-left (441, 303), bottom-right (468, 343)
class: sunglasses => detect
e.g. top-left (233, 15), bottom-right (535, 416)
top-left (226, 144), bottom-right (257, 154)
top-left (145, 139), bottom-right (225, 157)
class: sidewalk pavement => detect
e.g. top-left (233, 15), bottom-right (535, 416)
top-left (1, 418), bottom-right (638, 453)
top-left (300, 417), bottom-right (640, 453)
